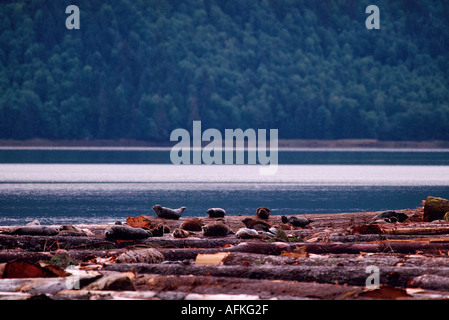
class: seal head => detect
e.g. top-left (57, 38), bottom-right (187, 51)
top-left (256, 207), bottom-right (271, 219)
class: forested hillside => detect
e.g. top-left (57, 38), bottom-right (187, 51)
top-left (0, 0), bottom-right (448, 141)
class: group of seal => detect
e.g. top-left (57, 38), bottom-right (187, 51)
top-left (234, 207), bottom-right (314, 240)
top-left (147, 204), bottom-right (316, 238)
top-left (152, 205), bottom-right (228, 220)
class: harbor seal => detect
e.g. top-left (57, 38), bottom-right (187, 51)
top-left (173, 228), bottom-right (191, 238)
top-left (7, 225), bottom-right (59, 236)
top-left (281, 216), bottom-right (312, 228)
top-left (241, 218), bottom-right (271, 231)
top-left (152, 204), bottom-right (186, 220)
top-left (235, 228), bottom-right (260, 239)
top-left (59, 225), bottom-right (88, 237)
top-left (180, 218), bottom-right (204, 231)
top-left (150, 224), bottom-right (165, 237)
top-left (105, 225), bottom-right (152, 240)
top-left (256, 207), bottom-right (271, 219)
top-left (207, 208), bottom-right (226, 218)
top-left (202, 222), bottom-right (233, 237)
top-left (371, 211), bottom-right (408, 223)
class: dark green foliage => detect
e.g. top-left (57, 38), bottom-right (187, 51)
top-left (0, 0), bottom-right (448, 141)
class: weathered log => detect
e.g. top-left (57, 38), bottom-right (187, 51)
top-left (134, 274), bottom-right (365, 300)
top-left (423, 196), bottom-right (449, 222)
top-left (328, 233), bottom-right (449, 243)
top-left (162, 240), bottom-right (449, 258)
top-left (0, 272), bottom-right (101, 294)
top-left (0, 234), bottom-right (116, 251)
top-left (134, 237), bottom-right (243, 248)
top-left (353, 223), bottom-right (449, 236)
top-left (0, 249), bottom-right (127, 264)
top-left (103, 262), bottom-right (449, 288)
top-left (301, 242), bottom-right (449, 254)
top-left (382, 226), bottom-right (449, 235)
top-left (408, 274), bottom-right (449, 291)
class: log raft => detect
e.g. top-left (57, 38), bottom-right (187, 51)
top-left (2, 207), bottom-right (449, 300)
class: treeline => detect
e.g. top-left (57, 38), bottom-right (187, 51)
top-left (0, 0), bottom-right (448, 141)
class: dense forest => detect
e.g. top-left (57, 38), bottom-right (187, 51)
top-left (0, 0), bottom-right (448, 141)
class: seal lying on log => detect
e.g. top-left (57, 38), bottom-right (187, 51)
top-left (207, 208), bottom-right (226, 218)
top-left (150, 224), bottom-right (165, 237)
top-left (202, 222), bottom-right (233, 237)
top-left (281, 216), bottom-right (312, 228)
top-left (241, 218), bottom-right (271, 231)
top-left (152, 204), bottom-right (186, 220)
top-left (256, 207), bottom-right (271, 219)
top-left (1, 219), bottom-right (60, 236)
top-left (105, 225), bottom-right (152, 240)
top-left (59, 225), bottom-right (89, 236)
top-left (173, 228), bottom-right (191, 238)
top-left (235, 228), bottom-right (260, 239)
top-left (180, 218), bottom-right (204, 231)
top-left (371, 211), bottom-right (408, 223)
top-left (6, 225), bottom-right (60, 236)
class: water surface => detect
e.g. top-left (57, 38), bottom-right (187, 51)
top-left (0, 148), bottom-right (448, 225)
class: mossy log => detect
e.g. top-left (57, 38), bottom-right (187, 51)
top-left (423, 196), bottom-right (449, 222)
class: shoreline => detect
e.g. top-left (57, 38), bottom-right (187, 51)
top-left (0, 138), bottom-right (449, 149)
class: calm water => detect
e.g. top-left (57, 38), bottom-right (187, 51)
top-left (0, 148), bottom-right (448, 226)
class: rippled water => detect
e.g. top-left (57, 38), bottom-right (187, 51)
top-left (0, 149), bottom-right (448, 225)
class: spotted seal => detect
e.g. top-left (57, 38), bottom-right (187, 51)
top-left (173, 228), bottom-right (191, 238)
top-left (371, 211), bottom-right (408, 223)
top-left (7, 225), bottom-right (59, 236)
top-left (149, 224), bottom-right (165, 237)
top-left (180, 218), bottom-right (204, 231)
top-left (202, 222), bottom-right (233, 237)
top-left (241, 218), bottom-right (271, 231)
top-left (152, 204), bottom-right (186, 220)
top-left (207, 208), bottom-right (226, 218)
top-left (281, 216), bottom-right (312, 228)
top-left (105, 225), bottom-right (152, 240)
top-left (235, 228), bottom-right (260, 239)
top-left (256, 207), bottom-right (271, 219)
